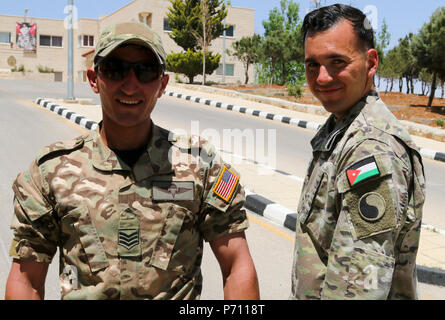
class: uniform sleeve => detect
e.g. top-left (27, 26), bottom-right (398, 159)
top-left (199, 152), bottom-right (249, 242)
top-left (9, 160), bottom-right (59, 263)
top-left (320, 140), bottom-right (416, 300)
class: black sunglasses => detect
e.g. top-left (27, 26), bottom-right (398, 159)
top-left (96, 58), bottom-right (164, 83)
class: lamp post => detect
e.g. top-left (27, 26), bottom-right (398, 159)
top-left (67, 0), bottom-right (74, 100)
top-left (222, 16), bottom-right (226, 83)
top-left (221, 1), bottom-right (231, 83)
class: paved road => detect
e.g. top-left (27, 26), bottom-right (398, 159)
top-left (0, 79), bottom-right (444, 299)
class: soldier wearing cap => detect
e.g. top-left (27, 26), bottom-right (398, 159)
top-left (290, 5), bottom-right (426, 299)
top-left (6, 21), bottom-right (259, 300)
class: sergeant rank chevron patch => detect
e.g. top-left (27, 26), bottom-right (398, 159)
top-left (118, 229), bottom-right (140, 250)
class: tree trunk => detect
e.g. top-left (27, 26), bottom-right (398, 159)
top-left (421, 81), bottom-right (426, 96)
top-left (405, 76), bottom-right (410, 94)
top-left (399, 77), bottom-right (403, 92)
top-left (440, 80), bottom-right (445, 99)
top-left (427, 72), bottom-right (437, 108)
top-left (410, 76), bottom-right (414, 94)
top-left (244, 63), bottom-right (249, 85)
top-left (281, 62), bottom-right (287, 85)
top-left (390, 78), bottom-right (394, 92)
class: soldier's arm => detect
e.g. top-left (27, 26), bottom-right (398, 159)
top-left (5, 259), bottom-right (49, 300)
top-left (198, 146), bottom-right (258, 299)
top-left (210, 231), bottom-right (260, 300)
top-left (7, 161), bottom-right (58, 300)
top-left (321, 140), bottom-right (414, 299)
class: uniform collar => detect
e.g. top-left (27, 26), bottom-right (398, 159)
top-left (91, 122), bottom-right (174, 181)
top-left (311, 90), bottom-right (379, 152)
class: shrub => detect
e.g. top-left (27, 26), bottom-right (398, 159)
top-left (37, 65), bottom-right (54, 73)
top-left (287, 84), bottom-right (303, 98)
top-left (166, 49), bottom-right (221, 84)
top-left (434, 118), bottom-right (444, 127)
top-left (11, 64), bottom-right (25, 72)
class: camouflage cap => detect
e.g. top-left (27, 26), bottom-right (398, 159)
top-left (94, 21), bottom-right (166, 67)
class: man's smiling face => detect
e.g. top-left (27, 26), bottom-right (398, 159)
top-left (92, 44), bottom-right (168, 130)
top-left (304, 19), bottom-right (378, 119)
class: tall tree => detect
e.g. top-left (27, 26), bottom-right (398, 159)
top-left (398, 33), bottom-right (418, 94)
top-left (379, 46), bottom-right (403, 94)
top-left (227, 34), bottom-right (262, 84)
top-left (375, 19), bottom-right (390, 88)
top-left (413, 6), bottom-right (445, 107)
top-left (167, 0), bottom-right (227, 52)
top-left (259, 0), bottom-right (304, 85)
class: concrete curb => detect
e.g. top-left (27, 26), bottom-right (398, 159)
top-left (35, 97), bottom-right (445, 286)
top-left (164, 91), bottom-right (323, 131)
top-left (244, 189), bottom-right (445, 287)
top-left (164, 90), bottom-right (445, 164)
top-left (35, 98), bottom-right (99, 131)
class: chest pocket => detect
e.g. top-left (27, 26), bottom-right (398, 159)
top-left (61, 206), bottom-right (109, 273)
top-left (149, 204), bottom-right (198, 273)
top-left (298, 162), bottom-right (337, 252)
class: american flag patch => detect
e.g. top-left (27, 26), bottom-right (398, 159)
top-left (213, 166), bottom-right (239, 202)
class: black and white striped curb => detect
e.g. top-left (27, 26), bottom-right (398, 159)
top-left (244, 189), bottom-right (445, 286)
top-left (164, 90), bottom-right (322, 131)
top-left (35, 98), bottom-right (99, 131)
top-left (245, 190), bottom-right (298, 232)
top-left (164, 90), bottom-right (445, 164)
top-left (418, 148), bottom-right (445, 164)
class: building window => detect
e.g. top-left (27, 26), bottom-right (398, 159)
top-left (80, 35), bottom-right (94, 47)
top-left (163, 18), bottom-right (172, 31)
top-left (221, 25), bottom-right (234, 37)
top-left (216, 64), bottom-right (234, 76)
top-left (40, 35), bottom-right (63, 47)
top-left (0, 32), bottom-right (11, 44)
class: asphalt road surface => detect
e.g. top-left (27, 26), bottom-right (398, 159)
top-left (0, 79), bottom-right (444, 299)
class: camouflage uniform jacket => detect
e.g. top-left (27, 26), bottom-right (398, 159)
top-left (291, 91), bottom-right (426, 300)
top-left (10, 123), bottom-right (249, 300)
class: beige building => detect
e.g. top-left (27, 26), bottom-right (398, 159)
top-left (0, 0), bottom-right (255, 84)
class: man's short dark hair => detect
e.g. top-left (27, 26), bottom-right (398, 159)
top-left (301, 4), bottom-right (375, 51)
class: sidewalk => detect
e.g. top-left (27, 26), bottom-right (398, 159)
top-left (35, 82), bottom-right (445, 286)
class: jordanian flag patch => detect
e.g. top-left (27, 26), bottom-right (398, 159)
top-left (347, 156), bottom-right (380, 187)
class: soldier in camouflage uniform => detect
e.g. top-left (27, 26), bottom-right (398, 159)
top-left (6, 21), bottom-right (259, 300)
top-left (291, 5), bottom-right (425, 299)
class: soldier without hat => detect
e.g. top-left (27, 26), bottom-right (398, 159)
top-left (6, 21), bottom-right (259, 300)
top-left (291, 4), bottom-right (426, 300)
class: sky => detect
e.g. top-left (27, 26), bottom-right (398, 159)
top-left (1, 0), bottom-right (443, 50)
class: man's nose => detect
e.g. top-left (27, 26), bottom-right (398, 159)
top-left (317, 65), bottom-right (333, 84)
top-left (120, 69), bottom-right (140, 95)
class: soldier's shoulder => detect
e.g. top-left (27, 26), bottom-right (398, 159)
top-left (36, 133), bottom-right (91, 166)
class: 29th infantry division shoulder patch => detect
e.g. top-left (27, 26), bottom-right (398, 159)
top-left (213, 166), bottom-right (239, 203)
top-left (347, 156), bottom-right (380, 187)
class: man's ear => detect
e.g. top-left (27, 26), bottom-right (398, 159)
top-left (87, 68), bottom-right (99, 94)
top-left (367, 48), bottom-right (379, 79)
top-left (158, 73), bottom-right (169, 98)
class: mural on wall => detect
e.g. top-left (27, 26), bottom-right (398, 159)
top-left (16, 22), bottom-right (37, 52)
